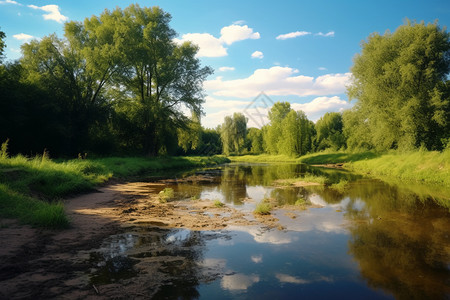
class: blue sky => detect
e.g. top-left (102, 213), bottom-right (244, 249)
top-left (1, 0), bottom-right (449, 128)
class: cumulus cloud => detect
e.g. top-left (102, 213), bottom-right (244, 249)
top-left (175, 24), bottom-right (259, 58)
top-left (0, 0), bottom-right (21, 5)
top-left (220, 24), bottom-right (260, 45)
top-left (276, 274), bottom-right (310, 284)
top-left (204, 66), bottom-right (351, 98)
top-left (28, 4), bottom-right (68, 23)
top-left (276, 31), bottom-right (311, 40)
top-left (218, 66), bottom-right (235, 72)
top-left (221, 274), bottom-right (260, 291)
top-left (316, 31), bottom-right (335, 37)
top-left (174, 33), bottom-right (227, 57)
top-left (13, 33), bottom-right (35, 41)
top-left (251, 51), bottom-right (264, 59)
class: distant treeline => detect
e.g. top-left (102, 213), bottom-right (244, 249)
top-left (0, 11), bottom-right (449, 157)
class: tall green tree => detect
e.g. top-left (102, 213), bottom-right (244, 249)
top-left (347, 20), bottom-right (450, 151)
top-left (110, 5), bottom-right (212, 155)
top-left (0, 28), bottom-right (5, 62)
top-left (315, 112), bottom-right (345, 151)
top-left (220, 113), bottom-right (248, 155)
top-left (265, 102), bottom-right (291, 154)
top-left (21, 34), bottom-right (112, 155)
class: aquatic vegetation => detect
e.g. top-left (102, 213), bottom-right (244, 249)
top-left (158, 188), bottom-right (174, 203)
top-left (254, 202), bottom-right (272, 215)
top-left (295, 197), bottom-right (307, 206)
top-left (213, 199), bottom-right (224, 207)
top-left (329, 179), bottom-right (349, 193)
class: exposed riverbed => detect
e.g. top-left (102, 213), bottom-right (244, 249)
top-left (0, 163), bottom-right (449, 299)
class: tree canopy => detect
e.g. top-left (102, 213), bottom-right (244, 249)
top-left (347, 20), bottom-right (450, 151)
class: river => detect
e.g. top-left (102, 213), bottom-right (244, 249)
top-left (91, 162), bottom-right (450, 299)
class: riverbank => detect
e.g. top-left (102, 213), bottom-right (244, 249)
top-left (0, 155), bottom-right (230, 228)
top-left (230, 150), bottom-right (450, 188)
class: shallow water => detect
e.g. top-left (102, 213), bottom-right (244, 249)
top-left (91, 163), bottom-right (450, 299)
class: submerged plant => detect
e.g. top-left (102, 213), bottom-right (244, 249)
top-left (158, 187), bottom-right (174, 203)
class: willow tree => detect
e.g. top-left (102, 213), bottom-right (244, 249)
top-left (220, 113), bottom-right (248, 155)
top-left (347, 20), bottom-right (450, 150)
top-left (104, 4), bottom-right (212, 155)
top-left (264, 101), bottom-right (291, 154)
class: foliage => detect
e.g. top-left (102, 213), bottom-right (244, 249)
top-left (0, 27), bottom-right (5, 62)
top-left (213, 199), bottom-right (224, 207)
top-left (347, 20), bottom-right (450, 151)
top-left (347, 149), bottom-right (450, 187)
top-left (329, 179), bottom-right (349, 193)
top-left (219, 113), bottom-right (247, 155)
top-left (254, 202), bottom-right (272, 215)
top-left (315, 112), bottom-right (345, 151)
top-left (158, 187), bottom-right (174, 203)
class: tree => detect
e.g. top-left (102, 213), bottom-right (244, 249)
top-left (315, 112), bottom-right (345, 151)
top-left (0, 28), bottom-right (5, 62)
top-left (265, 102), bottom-right (291, 154)
top-left (109, 4), bottom-right (212, 155)
top-left (347, 20), bottom-right (450, 151)
top-left (246, 127), bottom-right (263, 154)
top-left (220, 113), bottom-right (247, 155)
top-left (279, 110), bottom-right (313, 156)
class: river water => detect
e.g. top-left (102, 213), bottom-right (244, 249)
top-left (92, 163), bottom-right (450, 299)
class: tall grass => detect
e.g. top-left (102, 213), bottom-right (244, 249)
top-left (347, 149), bottom-right (450, 187)
top-left (0, 142), bottom-right (229, 229)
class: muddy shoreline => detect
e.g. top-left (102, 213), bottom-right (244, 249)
top-left (0, 181), bottom-right (286, 299)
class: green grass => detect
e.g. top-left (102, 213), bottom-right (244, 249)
top-left (254, 202), bottom-right (272, 215)
top-left (298, 151), bottom-right (379, 164)
top-left (0, 145), bottom-right (229, 229)
top-left (294, 197), bottom-right (307, 206)
top-left (229, 154), bottom-right (298, 163)
top-left (158, 188), bottom-right (174, 203)
top-left (213, 199), bottom-right (224, 207)
top-left (274, 174), bottom-right (329, 186)
top-left (329, 179), bottom-right (349, 193)
top-left (347, 149), bottom-right (450, 187)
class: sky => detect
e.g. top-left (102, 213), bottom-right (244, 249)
top-left (1, 0), bottom-right (449, 128)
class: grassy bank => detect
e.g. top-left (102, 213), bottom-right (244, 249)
top-left (229, 154), bottom-right (298, 163)
top-left (0, 153), bottom-right (229, 228)
top-left (229, 150), bottom-right (450, 188)
top-left (346, 150), bottom-right (450, 187)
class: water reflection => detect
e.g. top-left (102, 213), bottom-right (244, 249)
top-left (92, 163), bottom-right (449, 299)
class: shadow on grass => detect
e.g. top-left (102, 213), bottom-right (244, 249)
top-left (299, 152), bottom-right (380, 164)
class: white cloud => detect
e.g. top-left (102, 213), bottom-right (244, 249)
top-left (316, 31), bottom-right (335, 37)
top-left (174, 33), bottom-right (227, 57)
top-left (203, 96), bottom-right (248, 109)
top-left (276, 274), bottom-right (310, 284)
top-left (232, 20), bottom-right (246, 25)
top-left (251, 254), bottom-right (263, 264)
top-left (13, 33), bottom-right (35, 41)
top-left (291, 96), bottom-right (352, 121)
top-left (204, 66), bottom-right (351, 98)
top-left (318, 67), bottom-right (327, 71)
top-left (220, 24), bottom-right (260, 45)
top-left (176, 24), bottom-right (260, 58)
top-left (218, 66), bottom-right (235, 72)
top-left (28, 4), bottom-right (68, 23)
top-left (0, 0), bottom-right (21, 5)
top-left (251, 51), bottom-right (263, 59)
top-left (221, 274), bottom-right (260, 291)
top-left (276, 31), bottom-right (311, 40)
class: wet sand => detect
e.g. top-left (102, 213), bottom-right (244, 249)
top-left (0, 181), bottom-right (284, 299)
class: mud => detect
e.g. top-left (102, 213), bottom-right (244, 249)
top-left (0, 181), bottom-right (282, 299)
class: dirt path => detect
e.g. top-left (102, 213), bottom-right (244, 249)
top-left (0, 182), bottom-right (280, 299)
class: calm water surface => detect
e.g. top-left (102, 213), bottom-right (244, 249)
top-left (93, 163), bottom-right (450, 299)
